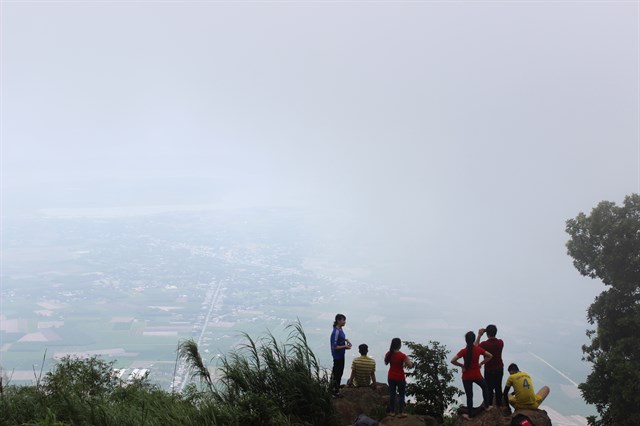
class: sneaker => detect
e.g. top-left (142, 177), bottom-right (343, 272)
top-left (388, 413), bottom-right (396, 417)
top-left (398, 413), bottom-right (408, 418)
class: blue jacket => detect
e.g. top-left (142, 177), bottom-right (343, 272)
top-left (330, 327), bottom-right (346, 360)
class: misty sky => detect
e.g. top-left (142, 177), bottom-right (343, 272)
top-left (2, 2), bottom-right (639, 331)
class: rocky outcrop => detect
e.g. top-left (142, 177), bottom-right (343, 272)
top-left (332, 384), bottom-right (389, 425)
top-left (511, 409), bottom-right (552, 426)
top-left (332, 385), bottom-right (552, 426)
top-left (332, 384), bottom-right (436, 426)
top-left (452, 406), bottom-right (552, 426)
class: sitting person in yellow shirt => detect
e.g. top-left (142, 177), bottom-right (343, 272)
top-left (347, 343), bottom-right (377, 389)
top-left (503, 363), bottom-right (550, 412)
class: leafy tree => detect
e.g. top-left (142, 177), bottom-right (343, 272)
top-left (566, 193), bottom-right (640, 426)
top-left (41, 355), bottom-right (119, 424)
top-left (403, 340), bottom-right (461, 422)
top-left (43, 355), bottom-right (118, 399)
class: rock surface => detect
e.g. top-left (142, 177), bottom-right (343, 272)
top-left (331, 385), bottom-right (552, 426)
top-left (452, 406), bottom-right (553, 426)
top-left (332, 384), bottom-right (388, 425)
top-left (331, 384), bottom-right (436, 426)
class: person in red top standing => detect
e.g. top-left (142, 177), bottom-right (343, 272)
top-left (451, 331), bottom-right (493, 418)
top-left (384, 337), bottom-right (414, 418)
top-left (475, 324), bottom-right (504, 406)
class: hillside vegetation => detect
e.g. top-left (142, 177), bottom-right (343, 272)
top-left (1, 323), bottom-right (338, 426)
top-left (1, 322), bottom-right (460, 426)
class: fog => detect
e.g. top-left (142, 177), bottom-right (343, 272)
top-left (2, 0), bottom-right (638, 363)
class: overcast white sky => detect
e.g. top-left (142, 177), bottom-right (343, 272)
top-left (2, 1), bottom-right (639, 326)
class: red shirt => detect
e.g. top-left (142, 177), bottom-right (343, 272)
top-left (386, 351), bottom-right (408, 381)
top-left (479, 337), bottom-right (504, 371)
top-left (456, 345), bottom-right (486, 381)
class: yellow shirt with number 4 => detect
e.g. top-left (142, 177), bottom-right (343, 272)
top-left (506, 371), bottom-right (541, 409)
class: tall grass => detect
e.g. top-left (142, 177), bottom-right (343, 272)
top-left (178, 339), bottom-right (214, 392)
top-left (181, 321), bottom-right (339, 426)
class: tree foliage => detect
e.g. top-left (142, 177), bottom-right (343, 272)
top-left (403, 340), bottom-right (461, 422)
top-left (566, 193), bottom-right (640, 426)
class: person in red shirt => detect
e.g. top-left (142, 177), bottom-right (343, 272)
top-left (451, 331), bottom-right (493, 418)
top-left (475, 324), bottom-right (504, 406)
top-left (384, 337), bottom-right (414, 418)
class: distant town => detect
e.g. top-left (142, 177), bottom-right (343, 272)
top-left (0, 209), bottom-right (372, 391)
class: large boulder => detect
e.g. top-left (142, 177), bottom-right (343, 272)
top-left (331, 386), bottom-right (552, 426)
top-left (332, 384), bottom-right (438, 426)
top-left (452, 406), bottom-right (552, 426)
top-left (332, 384), bottom-right (389, 425)
top-left (510, 409), bottom-right (552, 426)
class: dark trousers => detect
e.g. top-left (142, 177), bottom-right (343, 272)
top-left (462, 378), bottom-right (491, 417)
top-left (388, 379), bottom-right (407, 414)
top-left (331, 358), bottom-right (345, 394)
top-left (484, 369), bottom-right (504, 406)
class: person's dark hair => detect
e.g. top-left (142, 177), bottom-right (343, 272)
top-left (385, 338), bottom-right (402, 365)
top-left (508, 363), bottom-right (519, 374)
top-left (464, 331), bottom-right (475, 368)
top-left (358, 344), bottom-right (368, 355)
top-left (333, 314), bottom-right (346, 328)
top-left (485, 324), bottom-right (497, 337)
